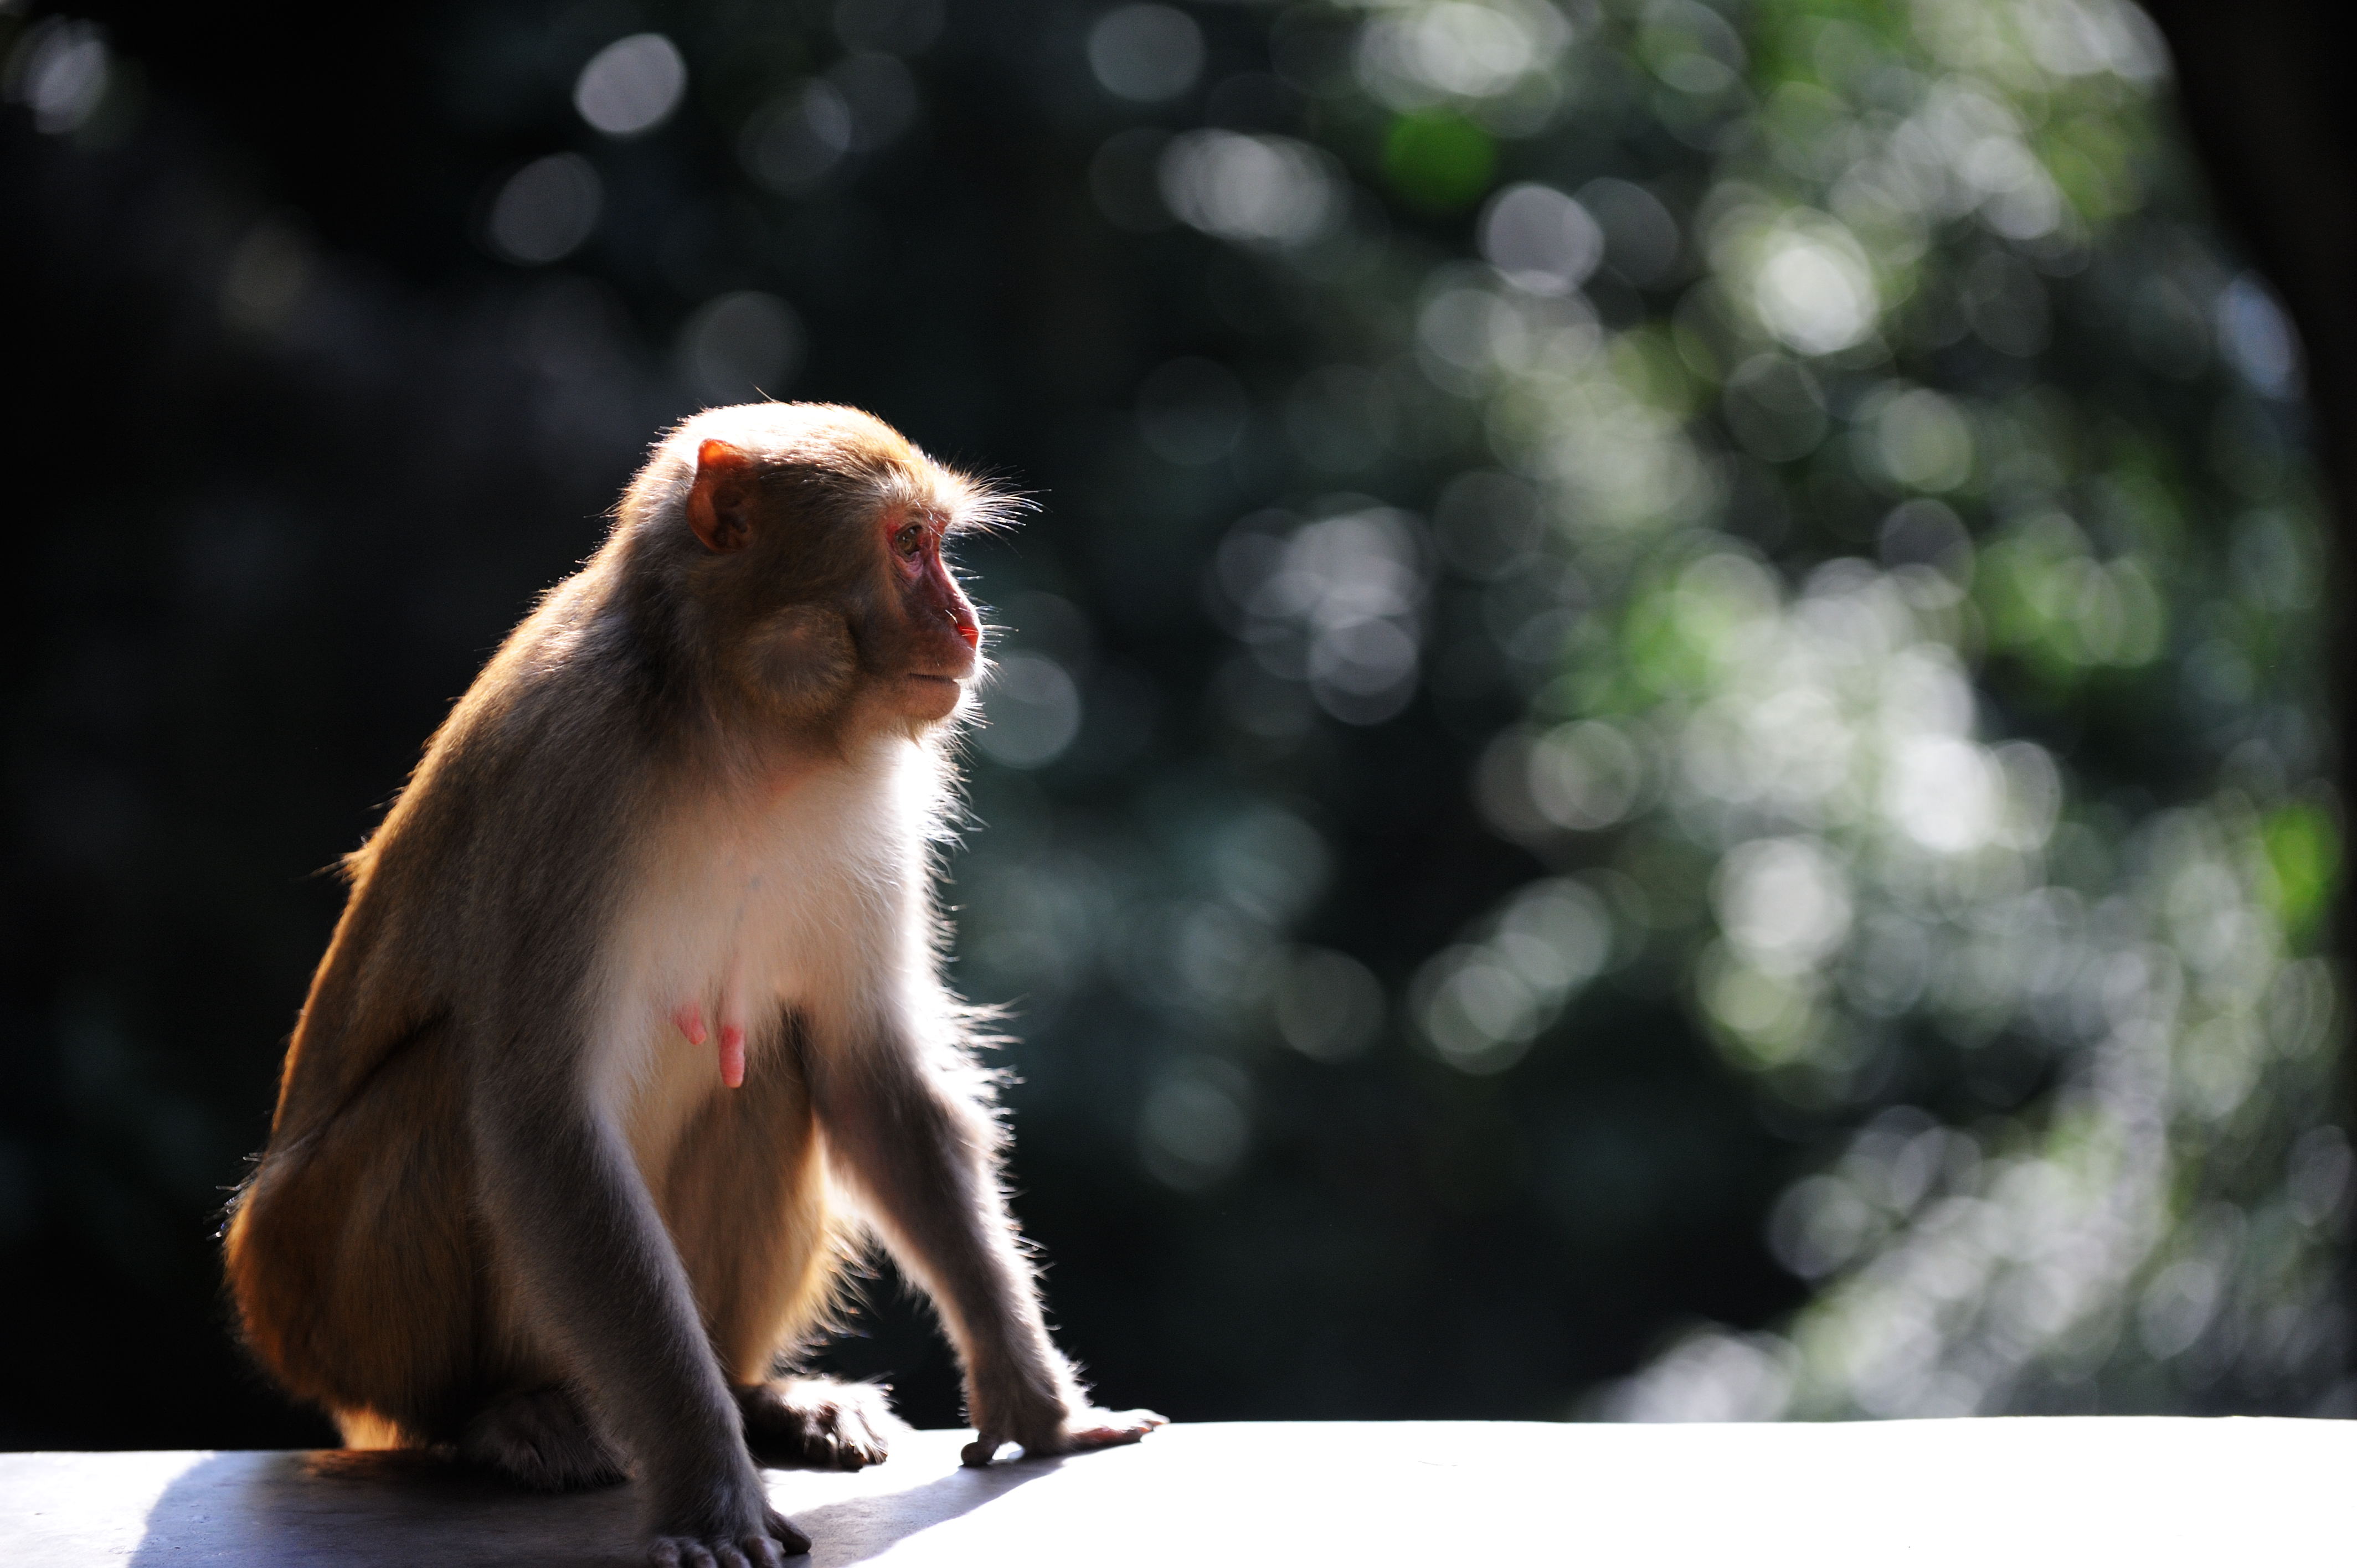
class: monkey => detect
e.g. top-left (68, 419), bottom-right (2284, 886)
top-left (223, 403), bottom-right (1165, 1567)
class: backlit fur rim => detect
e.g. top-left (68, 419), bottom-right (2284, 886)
top-left (631, 400), bottom-right (1036, 545)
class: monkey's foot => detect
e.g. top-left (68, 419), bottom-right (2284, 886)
top-left (649, 1505), bottom-right (808, 1568)
top-left (961, 1407), bottom-right (1169, 1467)
top-left (460, 1386), bottom-right (629, 1492)
top-left (735, 1377), bottom-right (904, 1471)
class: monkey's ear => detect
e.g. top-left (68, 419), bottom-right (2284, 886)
top-left (687, 440), bottom-right (759, 553)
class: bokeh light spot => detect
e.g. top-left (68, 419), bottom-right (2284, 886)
top-left (675, 291), bottom-right (805, 404)
top-left (1160, 130), bottom-right (1343, 247)
top-left (10, 18), bottom-right (112, 135)
top-left (1140, 1059), bottom-right (1253, 1189)
top-left (978, 652), bottom-right (1084, 769)
top-left (573, 34), bottom-right (687, 138)
top-left (1274, 947), bottom-right (1386, 1062)
top-left (1479, 183), bottom-right (1602, 296)
top-left (486, 153), bottom-right (603, 266)
top-left (1088, 4), bottom-right (1205, 103)
top-left (1579, 177), bottom-right (1682, 285)
top-left (741, 82), bottom-right (855, 195)
top-left (1747, 215), bottom-right (1880, 355)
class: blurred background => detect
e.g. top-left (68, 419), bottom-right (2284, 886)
top-left (2, 0), bottom-right (2350, 1448)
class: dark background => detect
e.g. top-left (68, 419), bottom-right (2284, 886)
top-left (2, 0), bottom-right (2349, 1449)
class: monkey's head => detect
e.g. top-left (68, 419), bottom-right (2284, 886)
top-left (622, 403), bottom-right (1010, 733)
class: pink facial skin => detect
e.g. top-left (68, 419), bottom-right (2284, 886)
top-left (888, 512), bottom-right (982, 654)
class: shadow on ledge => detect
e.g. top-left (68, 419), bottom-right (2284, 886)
top-left (121, 1441), bottom-right (1058, 1567)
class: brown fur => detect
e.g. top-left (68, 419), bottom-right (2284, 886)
top-left (223, 404), bottom-right (1157, 1566)
top-left (228, 1016), bottom-right (845, 1443)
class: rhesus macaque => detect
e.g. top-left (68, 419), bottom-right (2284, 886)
top-left (225, 404), bottom-right (1163, 1567)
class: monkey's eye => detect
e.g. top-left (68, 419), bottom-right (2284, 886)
top-left (893, 523), bottom-right (925, 558)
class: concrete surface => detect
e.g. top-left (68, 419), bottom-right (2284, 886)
top-left (3, 1418), bottom-right (2350, 1566)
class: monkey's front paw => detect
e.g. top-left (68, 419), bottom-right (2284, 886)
top-left (647, 1506), bottom-right (808, 1568)
top-left (960, 1407), bottom-right (1169, 1466)
top-left (737, 1377), bottom-right (904, 1471)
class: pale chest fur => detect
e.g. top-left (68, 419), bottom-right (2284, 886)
top-left (591, 737), bottom-right (943, 1174)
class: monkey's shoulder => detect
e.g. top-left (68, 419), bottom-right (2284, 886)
top-left (385, 612), bottom-right (657, 817)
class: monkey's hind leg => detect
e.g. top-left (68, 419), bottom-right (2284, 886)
top-left (736, 1377), bottom-right (903, 1472)
top-left (459, 1385), bottom-right (628, 1492)
top-left (227, 1018), bottom-right (490, 1455)
top-left (659, 1031), bottom-right (895, 1470)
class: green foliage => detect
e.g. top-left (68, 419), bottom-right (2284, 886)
top-left (1382, 111), bottom-right (1497, 212)
top-left (2263, 803), bottom-right (2339, 944)
top-left (1058, 0), bottom-right (2346, 1420)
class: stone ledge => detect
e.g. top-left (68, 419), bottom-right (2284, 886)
top-left (4, 1418), bottom-right (2349, 1566)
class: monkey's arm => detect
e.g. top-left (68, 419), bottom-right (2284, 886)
top-left (471, 1041), bottom-right (805, 1563)
top-left (812, 1019), bottom-right (1165, 1464)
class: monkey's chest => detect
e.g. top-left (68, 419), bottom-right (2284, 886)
top-left (600, 800), bottom-right (902, 1164)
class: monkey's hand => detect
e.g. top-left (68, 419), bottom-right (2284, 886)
top-left (960, 1406), bottom-right (1168, 1467)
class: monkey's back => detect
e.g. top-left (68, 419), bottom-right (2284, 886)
top-left (245, 575), bottom-right (642, 1131)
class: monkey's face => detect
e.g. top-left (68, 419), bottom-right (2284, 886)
top-left (874, 503), bottom-right (981, 723)
top-left (681, 420), bottom-right (986, 731)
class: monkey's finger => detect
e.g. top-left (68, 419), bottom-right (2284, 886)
top-left (719, 1025), bottom-right (747, 1089)
top-left (763, 1507), bottom-right (812, 1556)
top-left (1068, 1426), bottom-right (1147, 1448)
top-left (672, 1004), bottom-right (708, 1046)
top-left (1066, 1409), bottom-right (1169, 1449)
top-left (839, 1401), bottom-right (894, 1468)
top-left (1121, 1409), bottom-right (1172, 1430)
top-left (650, 1543), bottom-right (682, 1568)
